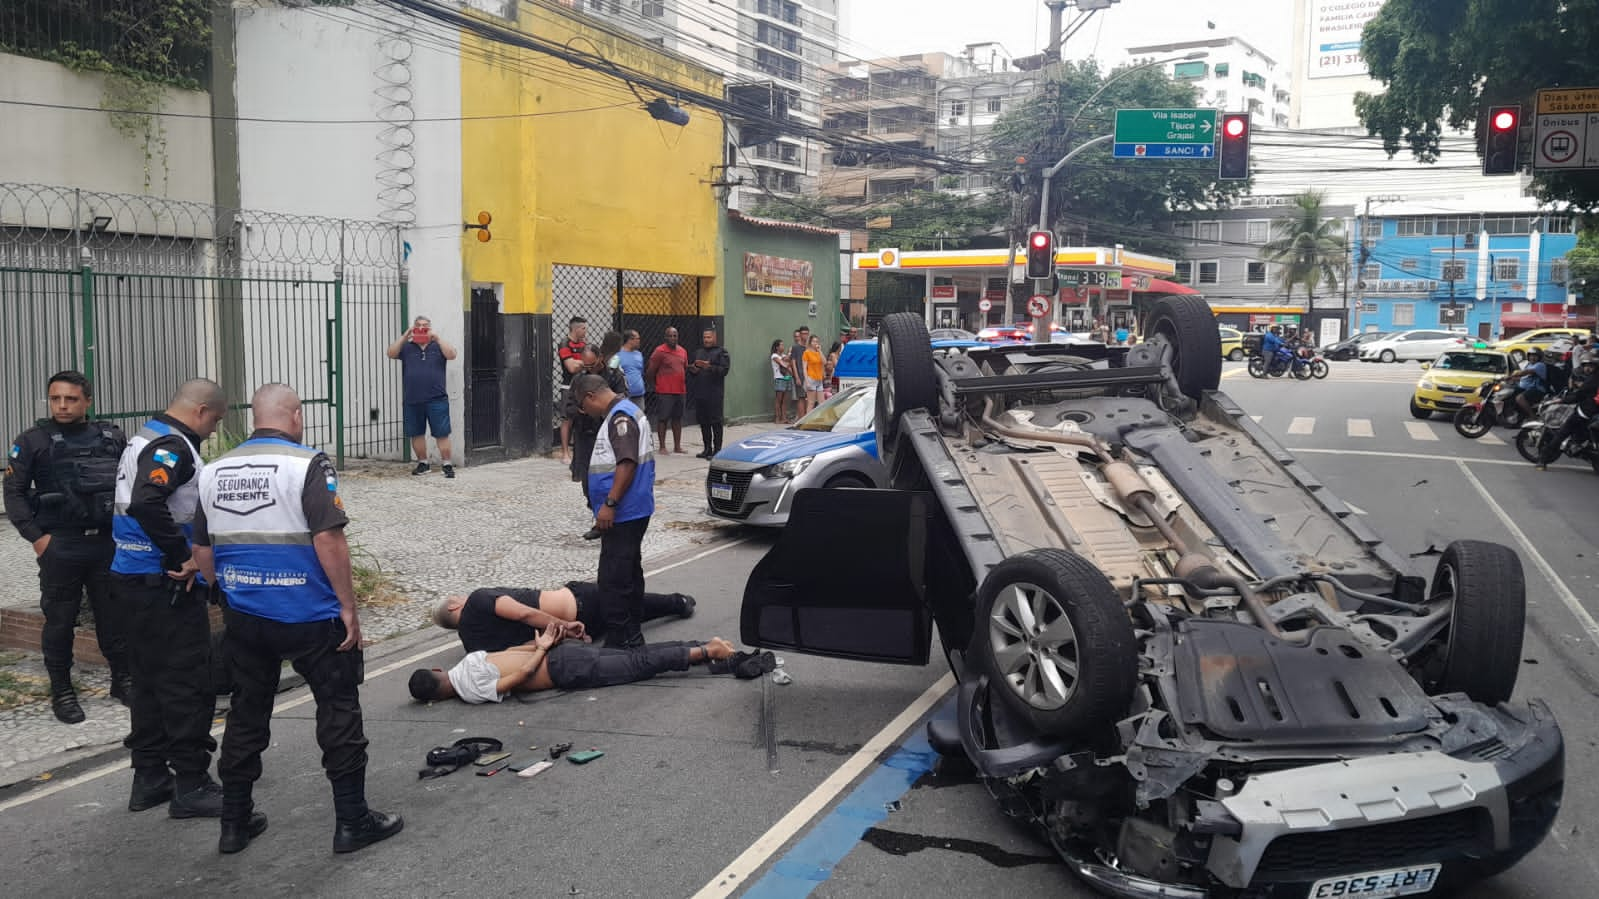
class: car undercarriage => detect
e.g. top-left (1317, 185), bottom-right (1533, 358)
top-left (741, 303), bottom-right (1562, 898)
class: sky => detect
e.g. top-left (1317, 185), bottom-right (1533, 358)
top-left (839, 0), bottom-right (1296, 67)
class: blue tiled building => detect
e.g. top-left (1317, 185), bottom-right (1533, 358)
top-left (1351, 205), bottom-right (1587, 340)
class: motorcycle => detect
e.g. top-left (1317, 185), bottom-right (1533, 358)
top-left (1248, 345), bottom-right (1303, 379)
top-left (1297, 345), bottom-right (1330, 380)
top-left (1517, 400), bottom-right (1599, 473)
top-left (1453, 378), bottom-right (1527, 437)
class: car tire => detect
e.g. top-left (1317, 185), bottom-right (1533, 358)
top-left (1409, 399), bottom-right (1433, 419)
top-left (1380, 349), bottom-right (1397, 363)
top-left (1416, 540), bottom-right (1525, 704)
top-left (1145, 296), bottom-right (1222, 399)
top-left (874, 313), bottom-right (938, 476)
top-left (1227, 348), bottom-right (1245, 362)
top-left (969, 549), bottom-right (1136, 738)
top-left (823, 473), bottom-right (872, 489)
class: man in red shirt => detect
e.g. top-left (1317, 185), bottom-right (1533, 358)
top-left (645, 327), bottom-right (688, 454)
top-left (556, 317), bottom-right (587, 463)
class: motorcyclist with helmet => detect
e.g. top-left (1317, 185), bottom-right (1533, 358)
top-left (1511, 348), bottom-right (1550, 421)
top-left (1537, 350), bottom-right (1599, 469)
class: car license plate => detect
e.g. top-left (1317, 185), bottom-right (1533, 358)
top-left (710, 483), bottom-right (734, 501)
top-left (1438, 396), bottom-right (1465, 405)
top-left (1309, 863), bottom-right (1440, 898)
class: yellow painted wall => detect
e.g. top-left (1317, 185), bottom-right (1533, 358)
top-left (461, 3), bottom-right (725, 315)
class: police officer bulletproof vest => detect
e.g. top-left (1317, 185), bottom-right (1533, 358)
top-left (33, 422), bottom-right (122, 530)
top-left (586, 398), bottom-right (656, 522)
top-left (111, 419), bottom-right (204, 575)
top-left (199, 437), bottom-right (339, 624)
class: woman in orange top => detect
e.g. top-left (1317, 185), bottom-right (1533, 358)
top-left (802, 334), bottom-right (826, 415)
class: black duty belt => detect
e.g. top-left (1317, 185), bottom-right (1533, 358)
top-left (44, 526), bottom-right (105, 537)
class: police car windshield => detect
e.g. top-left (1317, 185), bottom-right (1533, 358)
top-left (793, 386), bottom-right (874, 433)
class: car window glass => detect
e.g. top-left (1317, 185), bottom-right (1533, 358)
top-left (793, 387), bottom-right (873, 433)
top-left (1436, 352), bottom-right (1506, 373)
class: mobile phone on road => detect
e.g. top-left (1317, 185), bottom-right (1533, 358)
top-left (517, 761), bottom-right (555, 778)
top-left (567, 750), bottom-right (604, 765)
top-left (474, 751), bottom-right (511, 766)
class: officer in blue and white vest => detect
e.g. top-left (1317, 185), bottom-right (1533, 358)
top-left (573, 372), bottom-right (656, 649)
top-left (112, 378), bottom-right (228, 819)
top-left (191, 383), bottom-right (401, 856)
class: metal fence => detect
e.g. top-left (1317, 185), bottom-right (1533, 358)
top-left (549, 263), bottom-right (704, 403)
top-left (0, 183), bottom-right (407, 466)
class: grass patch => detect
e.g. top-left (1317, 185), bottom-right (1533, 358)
top-left (351, 543), bottom-right (407, 608)
top-left (0, 669), bottom-right (51, 710)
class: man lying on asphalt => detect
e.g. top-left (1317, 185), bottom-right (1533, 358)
top-left (430, 581), bottom-right (695, 653)
top-left (407, 624), bottom-right (774, 703)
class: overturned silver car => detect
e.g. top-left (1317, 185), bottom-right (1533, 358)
top-left (742, 304), bottom-right (1562, 898)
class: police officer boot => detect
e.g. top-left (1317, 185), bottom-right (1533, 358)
top-left (47, 670), bottom-right (85, 724)
top-left (170, 773), bottom-right (225, 818)
top-left (128, 767), bottom-right (175, 812)
top-left (219, 812), bottom-right (269, 854)
top-left (109, 669), bottom-right (133, 708)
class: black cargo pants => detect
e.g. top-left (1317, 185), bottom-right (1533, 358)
top-left (596, 516), bottom-right (650, 649)
top-left (544, 640), bottom-right (696, 689)
top-left (36, 531), bottom-right (123, 677)
top-left (120, 574), bottom-right (217, 777)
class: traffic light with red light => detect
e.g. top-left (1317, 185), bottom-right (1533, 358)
top-left (1218, 113), bottom-right (1250, 181)
top-left (1483, 105), bottom-right (1521, 176)
top-left (1026, 230), bottom-right (1054, 280)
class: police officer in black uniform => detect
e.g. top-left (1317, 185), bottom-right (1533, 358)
top-left (688, 328), bottom-right (730, 458)
top-left (3, 370), bottom-right (128, 724)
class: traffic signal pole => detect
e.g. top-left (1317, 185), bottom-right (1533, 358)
top-left (1034, 133), bottom-right (1113, 340)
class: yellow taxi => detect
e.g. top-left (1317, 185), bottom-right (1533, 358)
top-left (1410, 347), bottom-right (1511, 419)
top-left (1491, 328), bottom-right (1588, 364)
top-left (1218, 326), bottom-right (1245, 361)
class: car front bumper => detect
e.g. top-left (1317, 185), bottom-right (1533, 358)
top-left (1413, 384), bottom-right (1479, 411)
top-left (706, 461), bottom-right (802, 526)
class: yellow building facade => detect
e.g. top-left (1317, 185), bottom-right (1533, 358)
top-left (458, 1), bottom-right (725, 456)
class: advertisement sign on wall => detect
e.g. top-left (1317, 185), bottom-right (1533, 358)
top-left (1306, 0), bottom-right (1387, 80)
top-left (743, 253), bottom-right (815, 299)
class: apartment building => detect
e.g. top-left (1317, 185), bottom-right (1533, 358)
top-left (1129, 35), bottom-right (1290, 128)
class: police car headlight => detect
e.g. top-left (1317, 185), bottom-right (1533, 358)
top-left (765, 456), bottom-right (814, 479)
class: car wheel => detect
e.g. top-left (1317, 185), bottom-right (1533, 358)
top-left (1145, 296), bottom-right (1223, 400)
top-left (1509, 350), bottom-right (1525, 365)
top-left (969, 549), bottom-right (1136, 737)
top-left (1380, 349), bottom-right (1397, 363)
top-left (823, 473), bottom-right (872, 489)
top-left (1409, 398), bottom-right (1433, 419)
top-left (1227, 348), bottom-right (1245, 362)
top-left (1415, 541), bottom-right (1525, 704)
top-left (874, 313), bottom-right (938, 478)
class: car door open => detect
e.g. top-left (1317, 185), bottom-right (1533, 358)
top-left (740, 487), bottom-right (933, 665)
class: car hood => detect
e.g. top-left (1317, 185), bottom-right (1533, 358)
top-left (713, 427), bottom-right (870, 466)
top-left (1421, 369), bottom-right (1501, 388)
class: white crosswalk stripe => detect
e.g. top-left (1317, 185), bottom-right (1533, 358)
top-left (1403, 421), bottom-right (1440, 441)
top-left (1347, 419), bottom-right (1374, 438)
top-left (1478, 431), bottom-right (1508, 446)
top-left (1287, 417), bottom-right (1315, 435)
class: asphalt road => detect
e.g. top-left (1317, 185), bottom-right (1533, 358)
top-left (2, 359), bottom-right (1597, 898)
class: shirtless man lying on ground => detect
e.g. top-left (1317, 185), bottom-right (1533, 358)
top-left (407, 624), bottom-right (774, 703)
top-left (431, 582), bottom-right (694, 653)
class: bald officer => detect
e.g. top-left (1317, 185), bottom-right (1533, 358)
top-left (193, 383), bottom-right (401, 855)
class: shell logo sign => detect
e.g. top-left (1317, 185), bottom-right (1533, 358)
top-left (877, 248), bottom-right (900, 269)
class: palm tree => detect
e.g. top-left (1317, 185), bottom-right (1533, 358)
top-left (1260, 191), bottom-right (1348, 305)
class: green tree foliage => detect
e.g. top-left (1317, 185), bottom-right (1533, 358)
top-left (987, 59), bottom-right (1249, 255)
top-left (0, 0), bottom-right (212, 87)
top-left (752, 190), bottom-right (1008, 251)
top-left (1259, 191), bottom-right (1347, 304)
top-left (1567, 222), bottom-right (1599, 302)
top-left (1355, 0), bottom-right (1599, 210)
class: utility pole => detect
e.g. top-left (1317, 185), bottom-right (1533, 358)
top-left (1045, 1), bottom-right (1068, 61)
top-left (1354, 197), bottom-right (1372, 336)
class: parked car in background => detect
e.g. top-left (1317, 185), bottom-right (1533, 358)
top-left (1411, 348), bottom-right (1511, 418)
top-left (1218, 326), bottom-right (1245, 361)
top-left (1322, 330), bottom-right (1389, 361)
top-left (705, 383), bottom-right (883, 526)
top-left (976, 326), bottom-right (1028, 344)
top-left (929, 327), bottom-right (976, 341)
top-left (1358, 329), bottom-right (1468, 362)
top-left (1491, 328), bottom-right (1590, 364)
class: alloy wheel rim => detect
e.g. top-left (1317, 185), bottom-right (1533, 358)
top-left (989, 582), bottom-right (1080, 710)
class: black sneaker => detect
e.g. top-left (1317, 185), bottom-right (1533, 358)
top-left (128, 768), bottom-right (174, 812)
top-left (411, 462), bottom-right (430, 476)
top-left (675, 594), bottom-right (697, 619)
top-left (333, 809), bottom-right (404, 854)
top-left (170, 780), bottom-right (225, 819)
top-left (710, 650), bottom-right (777, 680)
top-left (219, 812), bottom-right (268, 854)
top-left (50, 687), bottom-right (85, 725)
top-left (442, 464), bottom-right (456, 479)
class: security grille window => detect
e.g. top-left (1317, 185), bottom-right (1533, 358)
top-left (1494, 257), bottom-right (1520, 281)
top-left (1174, 261), bottom-right (1193, 284)
top-left (1198, 261), bottom-right (1220, 284)
top-left (1247, 261), bottom-right (1267, 283)
top-left (642, 0), bottom-right (664, 15)
top-left (987, 98), bottom-right (1003, 113)
top-left (1393, 303), bottom-right (1416, 326)
top-left (1246, 220), bottom-right (1268, 243)
top-left (1400, 258), bottom-right (1419, 272)
top-left (1551, 259), bottom-right (1570, 284)
top-left (1362, 263), bottom-right (1382, 282)
top-left (1441, 260), bottom-right (1468, 281)
top-left (1197, 221), bottom-right (1220, 243)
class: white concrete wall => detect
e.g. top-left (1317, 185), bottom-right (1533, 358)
top-left (233, 2), bottom-right (465, 452)
top-left (0, 52), bottom-right (214, 205)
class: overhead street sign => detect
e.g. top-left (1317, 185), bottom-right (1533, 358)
top-left (1533, 87), bottom-right (1599, 170)
top-left (1113, 108), bottom-right (1217, 161)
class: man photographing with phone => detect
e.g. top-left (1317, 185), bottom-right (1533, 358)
top-left (387, 316), bottom-right (458, 478)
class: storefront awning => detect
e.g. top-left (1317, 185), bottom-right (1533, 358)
top-left (1137, 278), bottom-right (1201, 295)
top-left (1500, 312), bottom-right (1597, 330)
